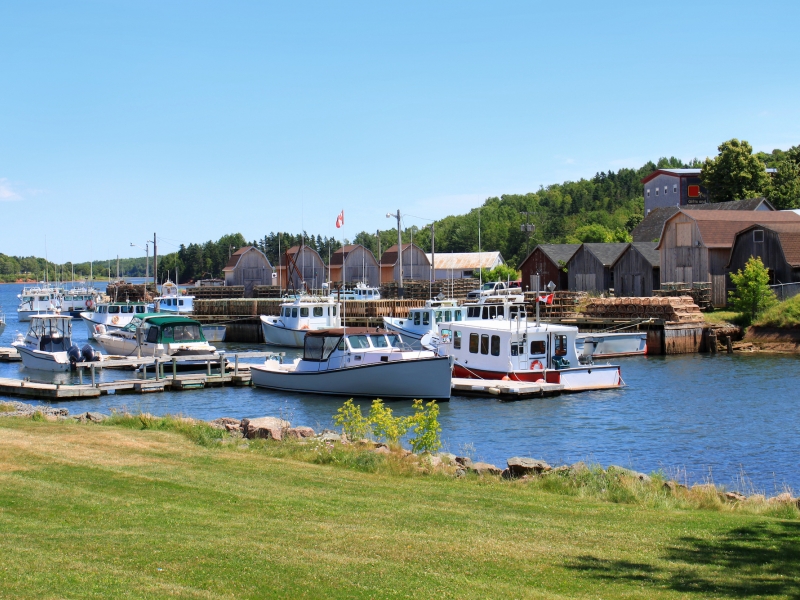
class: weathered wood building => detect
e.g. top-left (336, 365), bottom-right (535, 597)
top-left (329, 244), bottom-right (380, 287)
top-left (612, 242), bottom-right (660, 297)
top-left (222, 246), bottom-right (274, 297)
top-left (277, 245), bottom-right (327, 291)
top-left (567, 244), bottom-right (629, 293)
top-left (519, 244), bottom-right (580, 291)
top-left (380, 243), bottom-right (431, 283)
top-left (727, 223), bottom-right (800, 291)
top-left (657, 209), bottom-right (800, 307)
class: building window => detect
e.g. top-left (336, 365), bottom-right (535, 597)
top-left (673, 184), bottom-right (678, 194)
top-left (664, 186), bottom-right (668, 195)
top-left (655, 188), bottom-right (659, 196)
top-left (687, 184), bottom-right (701, 198)
top-left (646, 188), bottom-right (651, 197)
top-left (753, 230), bottom-right (764, 243)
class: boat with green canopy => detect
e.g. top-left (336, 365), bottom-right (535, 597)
top-left (92, 313), bottom-right (217, 357)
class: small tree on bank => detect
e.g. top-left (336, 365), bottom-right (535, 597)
top-left (728, 256), bottom-right (778, 324)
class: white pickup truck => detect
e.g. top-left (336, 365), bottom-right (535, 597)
top-left (466, 281), bottom-right (523, 301)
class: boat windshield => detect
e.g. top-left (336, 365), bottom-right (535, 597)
top-left (387, 334), bottom-right (403, 348)
top-left (347, 335), bottom-right (370, 349)
top-left (370, 334), bottom-right (389, 348)
top-left (303, 335), bottom-right (342, 361)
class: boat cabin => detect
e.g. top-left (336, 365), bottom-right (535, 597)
top-left (94, 302), bottom-right (148, 315)
top-left (407, 300), bottom-right (465, 328)
top-left (439, 320), bottom-right (580, 380)
top-left (298, 328), bottom-right (410, 371)
top-left (333, 284), bottom-right (381, 300)
top-left (463, 300), bottom-right (527, 322)
top-left (124, 315), bottom-right (208, 345)
top-left (277, 298), bottom-right (341, 330)
top-left (26, 315), bottom-right (73, 352)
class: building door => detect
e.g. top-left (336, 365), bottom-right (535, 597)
top-left (633, 274), bottom-right (643, 297)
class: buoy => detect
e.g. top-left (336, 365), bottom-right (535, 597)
top-left (501, 375), bottom-right (510, 381)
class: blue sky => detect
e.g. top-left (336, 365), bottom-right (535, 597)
top-left (2, 1), bottom-right (799, 263)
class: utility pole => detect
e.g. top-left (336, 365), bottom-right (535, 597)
top-left (520, 211), bottom-right (536, 258)
top-left (430, 222), bottom-right (435, 298)
top-left (153, 233), bottom-right (158, 288)
top-left (386, 210), bottom-right (403, 297)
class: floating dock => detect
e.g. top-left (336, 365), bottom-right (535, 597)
top-left (0, 347), bottom-right (21, 362)
top-left (451, 377), bottom-right (564, 400)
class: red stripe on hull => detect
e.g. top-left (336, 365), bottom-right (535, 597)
top-left (452, 364), bottom-right (560, 384)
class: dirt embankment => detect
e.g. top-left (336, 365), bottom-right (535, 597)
top-left (744, 326), bottom-right (800, 353)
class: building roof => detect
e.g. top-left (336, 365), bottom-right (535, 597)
top-left (641, 169), bottom-right (702, 184)
top-left (581, 243), bottom-right (630, 266)
top-left (330, 244), bottom-right (378, 267)
top-left (689, 197), bottom-right (775, 211)
top-left (380, 243), bottom-right (429, 267)
top-left (279, 244), bottom-right (324, 267)
top-left (728, 222), bottom-right (800, 268)
top-left (522, 244), bottom-right (582, 267)
top-left (632, 207), bottom-right (680, 242)
top-left (222, 246), bottom-right (271, 272)
top-left (657, 210), bottom-right (800, 249)
top-left (626, 242), bottom-right (661, 267)
top-left (424, 252), bottom-right (504, 270)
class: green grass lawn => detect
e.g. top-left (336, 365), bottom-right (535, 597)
top-left (703, 310), bottom-right (742, 326)
top-left (756, 294), bottom-right (800, 328)
top-left (1, 419), bottom-right (799, 599)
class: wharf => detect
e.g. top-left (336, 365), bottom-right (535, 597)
top-left (0, 347), bottom-right (21, 362)
top-left (451, 377), bottom-right (564, 400)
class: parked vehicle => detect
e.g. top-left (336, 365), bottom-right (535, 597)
top-left (466, 281), bottom-right (522, 301)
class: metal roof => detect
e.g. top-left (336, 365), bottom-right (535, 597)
top-left (641, 169), bottom-right (701, 184)
top-left (425, 252), bottom-right (504, 270)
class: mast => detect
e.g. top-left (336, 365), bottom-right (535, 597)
top-left (153, 232), bottom-right (158, 295)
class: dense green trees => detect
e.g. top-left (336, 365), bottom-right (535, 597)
top-left (701, 139), bottom-right (772, 202)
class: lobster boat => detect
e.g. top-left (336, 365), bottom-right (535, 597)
top-left (80, 301), bottom-right (149, 339)
top-left (260, 297), bottom-right (341, 347)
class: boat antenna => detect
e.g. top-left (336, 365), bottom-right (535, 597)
top-left (478, 206), bottom-right (482, 289)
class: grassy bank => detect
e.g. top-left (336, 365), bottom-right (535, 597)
top-left (1, 418), bottom-right (799, 598)
top-left (756, 294), bottom-right (800, 328)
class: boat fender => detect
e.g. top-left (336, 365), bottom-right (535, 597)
top-left (95, 324), bottom-right (106, 335)
top-left (501, 375), bottom-right (510, 381)
top-left (531, 360), bottom-right (544, 370)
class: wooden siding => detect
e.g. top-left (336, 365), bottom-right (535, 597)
top-left (288, 247), bottom-right (326, 291)
top-left (613, 247), bottom-right (659, 297)
top-left (568, 247), bottom-right (611, 292)
top-left (340, 245), bottom-right (380, 287)
top-left (393, 246), bottom-right (431, 283)
top-left (727, 228), bottom-right (800, 294)
top-left (520, 248), bottom-right (568, 291)
top-left (223, 248), bottom-right (274, 298)
top-left (708, 249), bottom-right (729, 307)
top-left (660, 213), bottom-right (709, 284)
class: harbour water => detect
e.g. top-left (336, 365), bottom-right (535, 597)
top-left (1, 282), bottom-right (799, 493)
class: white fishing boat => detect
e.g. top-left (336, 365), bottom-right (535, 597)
top-left (149, 280), bottom-right (194, 314)
top-left (93, 314), bottom-right (216, 358)
top-left (16, 285), bottom-right (63, 322)
top-left (435, 317), bottom-right (622, 392)
top-left (576, 332), bottom-right (648, 359)
top-left (80, 301), bottom-right (149, 339)
top-left (59, 284), bottom-right (103, 317)
top-left (329, 282), bottom-right (382, 301)
top-left (382, 299), bottom-right (466, 346)
top-left (260, 297), bottom-right (342, 347)
top-left (12, 315), bottom-right (101, 371)
top-left (250, 328), bottom-right (452, 400)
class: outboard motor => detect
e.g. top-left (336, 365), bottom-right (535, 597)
top-left (81, 344), bottom-right (97, 362)
top-left (68, 345), bottom-right (83, 370)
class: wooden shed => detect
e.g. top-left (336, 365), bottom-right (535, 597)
top-left (727, 223), bottom-right (800, 292)
top-left (567, 244), bottom-right (629, 293)
top-left (278, 245), bottom-right (327, 292)
top-left (612, 242), bottom-right (660, 297)
top-left (329, 244), bottom-right (380, 287)
top-left (380, 243), bottom-right (431, 283)
top-left (657, 209), bottom-right (800, 307)
top-left (222, 246), bottom-right (274, 297)
top-left (425, 252), bottom-right (504, 280)
top-left (519, 244), bottom-right (580, 291)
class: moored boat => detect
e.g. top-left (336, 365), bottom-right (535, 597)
top-left (329, 281), bottom-right (382, 301)
top-left (16, 285), bottom-right (63, 322)
top-left (93, 314), bottom-right (216, 358)
top-left (260, 297), bottom-right (341, 347)
top-left (382, 299), bottom-right (465, 347)
top-left (80, 301), bottom-right (149, 339)
top-left (60, 284), bottom-right (103, 317)
top-left (251, 328), bottom-right (452, 400)
top-left (12, 315), bottom-right (101, 371)
top-left (149, 280), bottom-right (194, 314)
top-left (576, 331), bottom-right (648, 359)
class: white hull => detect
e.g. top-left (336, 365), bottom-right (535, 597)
top-left (557, 365), bottom-right (622, 391)
top-left (17, 310), bottom-right (56, 323)
top-left (0, 320), bottom-right (6, 337)
top-left (202, 325), bottom-right (227, 342)
top-left (251, 356), bottom-right (452, 399)
top-left (16, 346), bottom-right (71, 372)
top-left (80, 312), bottom-right (128, 340)
top-left (577, 332), bottom-right (647, 358)
top-left (382, 319), bottom-right (425, 341)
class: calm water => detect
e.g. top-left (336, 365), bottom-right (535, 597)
top-left (2, 282), bottom-right (799, 493)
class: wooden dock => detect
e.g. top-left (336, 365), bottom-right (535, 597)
top-left (451, 377), bottom-right (564, 400)
top-left (0, 347), bottom-right (21, 362)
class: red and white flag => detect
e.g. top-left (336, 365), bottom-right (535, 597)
top-left (537, 293), bottom-right (554, 305)
top-left (335, 210), bottom-right (344, 228)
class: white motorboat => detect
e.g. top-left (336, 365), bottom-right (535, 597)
top-left (576, 332), bottom-right (648, 359)
top-left (80, 301), bottom-right (149, 339)
top-left (93, 314), bottom-right (216, 358)
top-left (250, 328), bottom-right (452, 400)
top-left (12, 315), bottom-right (101, 371)
top-left (435, 317), bottom-right (622, 392)
top-left (260, 297), bottom-right (342, 347)
top-left (16, 285), bottom-right (63, 322)
top-left (329, 282), bottom-right (381, 301)
top-left (60, 284), bottom-right (103, 317)
top-left (149, 280), bottom-right (194, 314)
top-left (383, 299), bottom-right (466, 347)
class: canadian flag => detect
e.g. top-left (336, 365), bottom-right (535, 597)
top-left (335, 210), bottom-right (344, 228)
top-left (537, 293), bottom-right (554, 305)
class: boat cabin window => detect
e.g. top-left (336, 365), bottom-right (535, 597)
top-left (554, 335), bottom-right (567, 357)
top-left (422, 312), bottom-right (430, 326)
top-left (332, 306), bottom-right (337, 316)
top-left (510, 342), bottom-right (524, 356)
top-left (454, 310), bottom-right (463, 321)
top-left (469, 333), bottom-right (479, 353)
top-left (170, 324), bottom-right (201, 342)
top-left (435, 311), bottom-right (443, 323)
top-left (99, 306), bottom-right (106, 313)
top-left (121, 306), bottom-right (133, 314)
top-left (304, 335), bottom-right (342, 361)
top-left (370, 334), bottom-right (389, 348)
top-left (413, 312), bottom-right (420, 326)
top-left (136, 306), bottom-right (145, 313)
top-left (491, 335), bottom-right (501, 356)
top-left (337, 338), bottom-right (346, 351)
top-left (530, 340), bottom-right (546, 356)
top-left (300, 307), bottom-right (309, 317)
top-left (109, 306), bottom-right (120, 314)
top-left (22, 296), bottom-right (32, 302)
top-left (467, 306), bottom-right (480, 319)
top-left (480, 334), bottom-right (490, 355)
top-left (347, 335), bottom-right (370, 350)
top-left (292, 308), bottom-right (298, 318)
top-left (444, 310), bottom-right (451, 322)
top-left (179, 300), bottom-right (185, 306)
top-left (386, 334), bottom-right (403, 347)
top-left (146, 326), bottom-right (159, 343)
top-left (453, 330), bottom-right (462, 349)
top-left (313, 307), bottom-right (323, 317)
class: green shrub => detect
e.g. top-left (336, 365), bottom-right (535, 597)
top-left (31, 410), bottom-right (45, 422)
top-left (406, 400), bottom-right (442, 454)
top-left (728, 256), bottom-right (778, 324)
top-left (368, 399), bottom-right (410, 447)
top-left (333, 399), bottom-right (370, 441)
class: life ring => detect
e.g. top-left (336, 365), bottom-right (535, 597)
top-left (111, 316), bottom-right (120, 325)
top-left (300, 324), bottom-right (310, 330)
top-left (85, 299), bottom-right (94, 309)
top-left (531, 360), bottom-right (544, 370)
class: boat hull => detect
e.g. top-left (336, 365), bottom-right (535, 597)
top-left (80, 313), bottom-right (126, 340)
top-left (577, 332), bottom-right (647, 358)
top-left (251, 356), bottom-right (452, 400)
top-left (451, 363), bottom-right (621, 392)
top-left (15, 346), bottom-right (71, 372)
top-left (260, 318), bottom-right (308, 347)
top-left (201, 325), bottom-right (227, 343)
